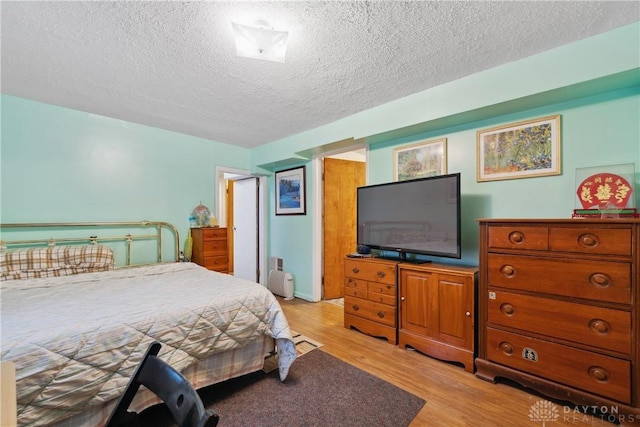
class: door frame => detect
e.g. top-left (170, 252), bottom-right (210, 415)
top-left (215, 166), bottom-right (267, 286)
top-left (311, 144), bottom-right (368, 301)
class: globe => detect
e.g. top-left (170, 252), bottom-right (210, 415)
top-left (191, 203), bottom-right (211, 227)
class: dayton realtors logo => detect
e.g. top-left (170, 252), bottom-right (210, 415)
top-left (528, 400), bottom-right (639, 425)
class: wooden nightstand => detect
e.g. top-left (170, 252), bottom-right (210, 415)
top-left (191, 227), bottom-right (229, 273)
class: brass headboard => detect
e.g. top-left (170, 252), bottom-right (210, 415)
top-left (0, 221), bottom-right (180, 266)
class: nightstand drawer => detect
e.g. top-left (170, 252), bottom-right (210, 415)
top-left (203, 256), bottom-right (228, 270)
top-left (487, 327), bottom-right (631, 404)
top-left (199, 227), bottom-right (227, 240)
top-left (487, 253), bottom-right (631, 304)
top-left (488, 290), bottom-right (631, 354)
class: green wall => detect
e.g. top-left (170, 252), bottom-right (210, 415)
top-left (0, 95), bottom-right (250, 249)
top-left (1, 23), bottom-right (638, 302)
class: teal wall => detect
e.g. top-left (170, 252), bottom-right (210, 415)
top-left (0, 96), bottom-right (250, 249)
top-left (1, 23), bottom-right (639, 302)
top-left (258, 22), bottom-right (640, 301)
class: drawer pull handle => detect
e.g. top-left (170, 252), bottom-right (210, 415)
top-left (377, 271), bottom-right (386, 278)
top-left (508, 231), bottom-right (525, 244)
top-left (589, 273), bottom-right (611, 288)
top-left (352, 304), bottom-right (360, 311)
top-left (500, 265), bottom-right (515, 278)
top-left (588, 366), bottom-right (609, 382)
top-left (498, 342), bottom-right (514, 355)
top-left (589, 319), bottom-right (610, 334)
top-left (377, 311), bottom-right (385, 319)
top-left (352, 267), bottom-right (360, 274)
top-left (500, 303), bottom-right (515, 316)
top-left (578, 233), bottom-right (599, 248)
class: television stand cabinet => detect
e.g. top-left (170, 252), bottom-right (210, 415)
top-left (477, 219), bottom-right (640, 417)
top-left (398, 263), bottom-right (478, 373)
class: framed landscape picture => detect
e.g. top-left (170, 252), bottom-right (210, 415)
top-left (477, 115), bottom-right (561, 182)
top-left (275, 166), bottom-right (306, 215)
top-left (393, 138), bottom-right (447, 181)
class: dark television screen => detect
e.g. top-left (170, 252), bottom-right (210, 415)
top-left (357, 173), bottom-right (461, 259)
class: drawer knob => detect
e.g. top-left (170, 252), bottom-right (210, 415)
top-left (352, 267), bottom-right (360, 274)
top-left (377, 271), bottom-right (386, 278)
top-left (589, 319), bottom-right (610, 334)
top-left (352, 304), bottom-right (360, 311)
top-left (578, 233), bottom-right (599, 248)
top-left (508, 231), bottom-right (525, 244)
top-left (500, 303), bottom-right (515, 316)
top-left (498, 342), bottom-right (514, 355)
top-left (588, 366), bottom-right (610, 382)
top-left (500, 265), bottom-right (515, 278)
top-left (589, 273), bottom-right (611, 288)
top-left (377, 311), bottom-right (385, 319)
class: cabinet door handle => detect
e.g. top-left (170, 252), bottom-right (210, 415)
top-left (465, 311), bottom-right (471, 317)
top-left (352, 267), bottom-right (360, 274)
top-left (401, 297), bottom-right (405, 301)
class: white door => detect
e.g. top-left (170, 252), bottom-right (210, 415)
top-left (233, 177), bottom-right (258, 282)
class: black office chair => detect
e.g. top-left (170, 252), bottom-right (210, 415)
top-left (106, 342), bottom-right (219, 427)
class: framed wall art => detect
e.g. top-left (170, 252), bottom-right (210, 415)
top-left (476, 115), bottom-right (561, 182)
top-left (275, 166), bottom-right (306, 215)
top-left (393, 138), bottom-right (447, 181)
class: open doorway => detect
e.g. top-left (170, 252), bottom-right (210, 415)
top-left (215, 167), bottom-right (267, 286)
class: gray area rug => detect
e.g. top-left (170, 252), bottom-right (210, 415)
top-left (140, 349), bottom-right (425, 427)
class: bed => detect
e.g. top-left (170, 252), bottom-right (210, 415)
top-left (0, 222), bottom-right (297, 427)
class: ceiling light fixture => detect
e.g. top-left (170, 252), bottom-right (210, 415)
top-left (231, 21), bottom-right (289, 63)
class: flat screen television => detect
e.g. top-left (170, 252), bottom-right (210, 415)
top-left (357, 173), bottom-right (461, 261)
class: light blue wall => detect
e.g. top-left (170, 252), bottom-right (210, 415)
top-left (1, 23), bottom-right (638, 303)
top-left (258, 22), bottom-right (640, 301)
top-left (0, 95), bottom-right (250, 248)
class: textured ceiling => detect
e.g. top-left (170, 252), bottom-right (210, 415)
top-left (2, 1), bottom-right (638, 149)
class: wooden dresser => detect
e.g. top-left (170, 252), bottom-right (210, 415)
top-left (398, 263), bottom-right (478, 373)
top-left (344, 257), bottom-right (398, 344)
top-left (191, 227), bottom-right (229, 273)
top-left (477, 219), bottom-right (639, 417)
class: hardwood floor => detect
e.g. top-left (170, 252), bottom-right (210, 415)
top-left (279, 297), bottom-right (622, 427)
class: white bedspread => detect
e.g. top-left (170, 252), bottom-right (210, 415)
top-left (0, 262), bottom-right (297, 426)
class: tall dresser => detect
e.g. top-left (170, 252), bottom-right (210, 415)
top-left (191, 227), bottom-right (229, 273)
top-left (477, 219), bottom-right (639, 417)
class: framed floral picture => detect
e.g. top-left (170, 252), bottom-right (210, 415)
top-left (477, 115), bottom-right (561, 182)
top-left (393, 138), bottom-right (447, 181)
top-left (275, 166), bottom-right (306, 215)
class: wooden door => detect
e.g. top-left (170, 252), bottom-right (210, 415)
top-left (323, 158), bottom-right (366, 299)
top-left (436, 273), bottom-right (473, 349)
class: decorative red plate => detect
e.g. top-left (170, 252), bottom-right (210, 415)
top-left (576, 173), bottom-right (633, 209)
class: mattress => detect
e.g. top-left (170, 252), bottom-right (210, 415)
top-left (0, 262), bottom-right (297, 426)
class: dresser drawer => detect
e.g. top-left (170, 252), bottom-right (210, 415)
top-left (488, 225), bottom-right (548, 251)
top-left (344, 259), bottom-right (396, 285)
top-left (203, 256), bottom-right (228, 271)
top-left (344, 277), bottom-right (368, 291)
top-left (344, 296), bottom-right (396, 327)
top-left (368, 282), bottom-right (395, 296)
top-left (201, 239), bottom-right (227, 254)
top-left (199, 227), bottom-right (227, 240)
top-left (549, 227), bottom-right (632, 256)
top-left (487, 254), bottom-right (631, 304)
top-left (487, 328), bottom-right (631, 404)
top-left (344, 286), bottom-right (367, 299)
top-left (488, 290), bottom-right (631, 354)
top-left (367, 290), bottom-right (395, 306)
